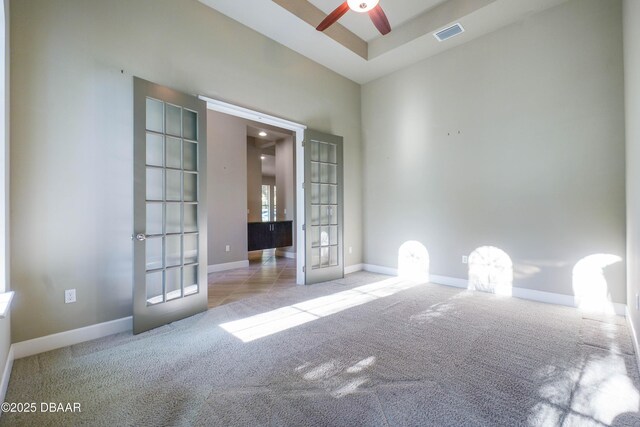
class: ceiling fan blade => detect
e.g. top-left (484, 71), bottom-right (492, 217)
top-left (316, 2), bottom-right (350, 32)
top-left (369, 5), bottom-right (391, 35)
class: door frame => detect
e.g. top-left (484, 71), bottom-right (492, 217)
top-left (198, 96), bottom-right (307, 285)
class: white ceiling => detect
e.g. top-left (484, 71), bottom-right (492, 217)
top-left (308, 0), bottom-right (448, 42)
top-left (247, 125), bottom-right (291, 143)
top-left (199, 0), bottom-right (569, 84)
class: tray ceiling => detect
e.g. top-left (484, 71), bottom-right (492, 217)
top-left (199, 0), bottom-right (569, 84)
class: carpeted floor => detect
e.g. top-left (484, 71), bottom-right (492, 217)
top-left (2, 272), bottom-right (640, 426)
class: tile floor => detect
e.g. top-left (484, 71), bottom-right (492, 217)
top-left (207, 249), bottom-right (298, 308)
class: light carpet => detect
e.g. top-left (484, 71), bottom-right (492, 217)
top-left (2, 272), bottom-right (640, 426)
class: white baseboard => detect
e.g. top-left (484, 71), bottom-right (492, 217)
top-left (363, 264), bottom-right (398, 276)
top-left (207, 260), bottom-right (249, 273)
top-left (362, 265), bottom-right (626, 316)
top-left (344, 264), bottom-right (364, 274)
top-left (627, 307), bottom-right (640, 375)
top-left (13, 316), bottom-right (133, 360)
top-left (430, 274), bottom-right (468, 289)
top-left (0, 345), bottom-right (13, 404)
top-left (510, 286), bottom-right (575, 309)
top-left (275, 250), bottom-right (296, 259)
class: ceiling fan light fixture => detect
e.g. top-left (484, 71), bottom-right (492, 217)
top-left (347, 0), bottom-right (379, 13)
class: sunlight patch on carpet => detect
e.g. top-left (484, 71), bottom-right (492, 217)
top-left (220, 277), bottom-right (422, 342)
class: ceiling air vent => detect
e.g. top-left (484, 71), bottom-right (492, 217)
top-left (434, 23), bottom-right (464, 42)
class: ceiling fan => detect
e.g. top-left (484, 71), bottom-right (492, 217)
top-left (316, 0), bottom-right (391, 36)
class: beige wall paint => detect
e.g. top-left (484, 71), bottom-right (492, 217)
top-left (207, 111), bottom-right (248, 267)
top-left (362, 0), bottom-right (626, 302)
top-left (276, 136), bottom-right (296, 253)
top-left (247, 138), bottom-right (263, 224)
top-left (10, 0), bottom-right (362, 342)
top-left (625, 0), bottom-right (640, 344)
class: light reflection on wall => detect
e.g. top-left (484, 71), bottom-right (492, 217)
top-left (468, 246), bottom-right (513, 296)
top-left (397, 241), bottom-right (429, 282)
top-left (572, 254), bottom-right (621, 315)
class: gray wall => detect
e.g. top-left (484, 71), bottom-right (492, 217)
top-left (247, 138), bottom-right (263, 224)
top-left (207, 111), bottom-right (248, 267)
top-left (276, 136), bottom-right (295, 254)
top-left (10, 0), bottom-right (362, 342)
top-left (361, 0), bottom-right (626, 302)
top-left (625, 0), bottom-right (640, 342)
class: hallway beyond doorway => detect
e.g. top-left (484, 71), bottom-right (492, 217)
top-left (207, 250), bottom-right (297, 308)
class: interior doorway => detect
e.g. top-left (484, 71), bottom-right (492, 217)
top-left (203, 100), bottom-right (304, 308)
top-left (200, 96), bottom-right (306, 284)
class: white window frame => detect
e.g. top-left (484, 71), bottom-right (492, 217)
top-left (0, 0), bottom-right (13, 317)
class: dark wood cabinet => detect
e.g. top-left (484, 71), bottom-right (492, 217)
top-left (248, 221), bottom-right (293, 251)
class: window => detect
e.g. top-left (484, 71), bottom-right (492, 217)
top-left (261, 185), bottom-right (270, 222)
top-left (273, 186), bottom-right (277, 220)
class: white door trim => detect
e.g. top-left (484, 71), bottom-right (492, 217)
top-left (198, 96), bottom-right (307, 285)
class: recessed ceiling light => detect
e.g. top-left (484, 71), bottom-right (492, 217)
top-left (258, 131), bottom-right (267, 137)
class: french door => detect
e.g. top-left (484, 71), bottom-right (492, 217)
top-left (133, 77), bottom-right (208, 334)
top-left (304, 130), bottom-right (344, 284)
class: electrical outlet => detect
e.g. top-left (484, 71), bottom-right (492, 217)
top-left (462, 256), bottom-right (468, 264)
top-left (284, 209), bottom-right (287, 215)
top-left (225, 245), bottom-right (230, 252)
top-left (65, 289), bottom-right (76, 304)
top-left (349, 246), bottom-right (353, 254)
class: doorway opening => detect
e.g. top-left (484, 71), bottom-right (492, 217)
top-left (202, 98), bottom-right (305, 308)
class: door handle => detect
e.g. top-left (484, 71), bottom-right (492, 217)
top-left (135, 233), bottom-right (147, 241)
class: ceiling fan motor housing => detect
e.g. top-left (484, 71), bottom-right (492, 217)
top-left (347, 0), bottom-right (379, 13)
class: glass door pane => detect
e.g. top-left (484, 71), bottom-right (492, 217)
top-left (304, 130), bottom-right (343, 285)
top-left (134, 77), bottom-right (207, 334)
top-left (143, 96), bottom-right (200, 305)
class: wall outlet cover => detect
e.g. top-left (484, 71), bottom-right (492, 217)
top-left (65, 289), bottom-right (76, 304)
top-left (462, 256), bottom-right (468, 264)
top-left (225, 245), bottom-right (230, 252)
